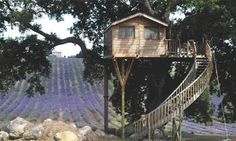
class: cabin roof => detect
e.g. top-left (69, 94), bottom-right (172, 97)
top-left (104, 13), bottom-right (168, 33)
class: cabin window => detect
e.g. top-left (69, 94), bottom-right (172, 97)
top-left (144, 26), bottom-right (159, 40)
top-left (119, 26), bottom-right (135, 39)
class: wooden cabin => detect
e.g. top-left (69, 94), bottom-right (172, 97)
top-left (104, 13), bottom-right (194, 58)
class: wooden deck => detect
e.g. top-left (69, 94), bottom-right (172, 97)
top-left (104, 40), bottom-right (196, 59)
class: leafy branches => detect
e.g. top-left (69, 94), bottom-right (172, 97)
top-left (0, 35), bottom-right (51, 96)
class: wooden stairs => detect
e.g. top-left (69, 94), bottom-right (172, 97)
top-left (132, 41), bottom-right (213, 140)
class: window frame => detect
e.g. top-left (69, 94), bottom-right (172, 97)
top-left (144, 26), bottom-right (160, 40)
top-left (119, 26), bottom-right (135, 39)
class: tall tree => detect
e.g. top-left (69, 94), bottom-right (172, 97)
top-left (1, 0), bottom-right (236, 122)
top-left (173, 0), bottom-right (236, 122)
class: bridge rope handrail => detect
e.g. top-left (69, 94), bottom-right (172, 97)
top-left (133, 40), bottom-right (197, 125)
top-left (132, 40), bottom-right (213, 140)
top-left (161, 41), bottom-right (197, 105)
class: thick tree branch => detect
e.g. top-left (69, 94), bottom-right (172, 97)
top-left (24, 23), bottom-right (88, 56)
top-left (164, 0), bottom-right (172, 23)
top-left (143, 0), bottom-right (159, 16)
top-left (143, 0), bottom-right (182, 23)
top-left (54, 36), bottom-right (88, 54)
top-left (24, 23), bottom-right (56, 40)
top-left (3, 0), bottom-right (13, 11)
top-left (3, 1), bottom-right (88, 56)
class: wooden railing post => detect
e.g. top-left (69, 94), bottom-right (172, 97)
top-left (104, 64), bottom-right (109, 134)
top-left (178, 107), bottom-right (183, 141)
top-left (148, 114), bottom-right (151, 140)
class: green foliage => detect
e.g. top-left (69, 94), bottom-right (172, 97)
top-left (216, 42), bottom-right (236, 122)
top-left (180, 0), bottom-right (220, 12)
top-left (175, 0), bottom-right (236, 122)
top-left (82, 50), bottom-right (104, 84)
top-left (37, 0), bottom-right (136, 55)
top-left (185, 87), bottom-right (214, 123)
top-left (0, 35), bottom-right (51, 96)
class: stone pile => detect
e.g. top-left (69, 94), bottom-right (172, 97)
top-left (0, 117), bottom-right (103, 141)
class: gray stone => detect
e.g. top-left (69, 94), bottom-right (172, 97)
top-left (79, 126), bottom-right (92, 137)
top-left (43, 118), bottom-right (53, 123)
top-left (0, 131), bottom-right (9, 141)
top-left (23, 124), bottom-right (44, 140)
top-left (94, 129), bottom-right (105, 136)
top-left (7, 117), bottom-right (32, 139)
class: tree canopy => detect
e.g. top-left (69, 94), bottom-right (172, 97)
top-left (0, 0), bottom-right (236, 122)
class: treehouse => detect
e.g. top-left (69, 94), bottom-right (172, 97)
top-left (103, 13), bottom-right (213, 140)
top-left (104, 13), bottom-right (195, 58)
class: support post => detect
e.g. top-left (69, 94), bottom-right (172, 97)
top-left (172, 106), bottom-right (183, 141)
top-left (178, 111), bottom-right (182, 141)
top-left (178, 99), bottom-right (183, 141)
top-left (104, 64), bottom-right (109, 134)
top-left (172, 111), bottom-right (183, 140)
top-left (172, 117), bottom-right (177, 139)
top-left (121, 60), bottom-right (125, 139)
top-left (112, 58), bottom-right (135, 139)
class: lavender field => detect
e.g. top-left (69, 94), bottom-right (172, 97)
top-left (0, 57), bottom-right (235, 137)
top-left (0, 57), bottom-right (119, 129)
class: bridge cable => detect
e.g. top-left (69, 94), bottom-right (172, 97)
top-left (212, 52), bottom-right (230, 141)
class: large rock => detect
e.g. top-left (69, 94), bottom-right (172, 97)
top-left (54, 131), bottom-right (80, 141)
top-left (23, 124), bottom-right (44, 140)
top-left (43, 118), bottom-right (53, 123)
top-left (42, 121), bottom-right (78, 137)
top-left (94, 129), bottom-right (105, 136)
top-left (0, 131), bottom-right (9, 141)
top-left (79, 126), bottom-right (92, 137)
top-left (7, 117), bottom-right (32, 139)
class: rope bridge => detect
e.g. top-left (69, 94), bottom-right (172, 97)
top-left (132, 40), bottom-right (213, 140)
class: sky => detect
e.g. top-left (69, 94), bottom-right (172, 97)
top-left (5, 12), bottom-right (184, 57)
top-left (5, 15), bottom-right (92, 57)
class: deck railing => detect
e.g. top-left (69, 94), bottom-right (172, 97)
top-left (165, 39), bottom-right (181, 56)
top-left (165, 39), bottom-right (195, 57)
top-left (109, 40), bottom-right (195, 58)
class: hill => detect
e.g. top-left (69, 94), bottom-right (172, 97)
top-left (0, 57), bottom-right (119, 129)
top-left (0, 57), bottom-right (236, 138)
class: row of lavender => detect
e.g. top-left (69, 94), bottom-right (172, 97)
top-left (0, 57), bottom-right (119, 128)
top-left (182, 120), bottom-right (236, 136)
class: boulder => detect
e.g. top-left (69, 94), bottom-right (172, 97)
top-left (54, 131), bottom-right (80, 141)
top-left (0, 131), bottom-right (9, 141)
top-left (42, 120), bottom-right (78, 136)
top-left (44, 118), bottom-right (53, 123)
top-left (23, 124), bottom-right (44, 140)
top-left (94, 129), bottom-right (105, 136)
top-left (7, 117), bottom-right (32, 139)
top-left (79, 126), bottom-right (92, 137)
